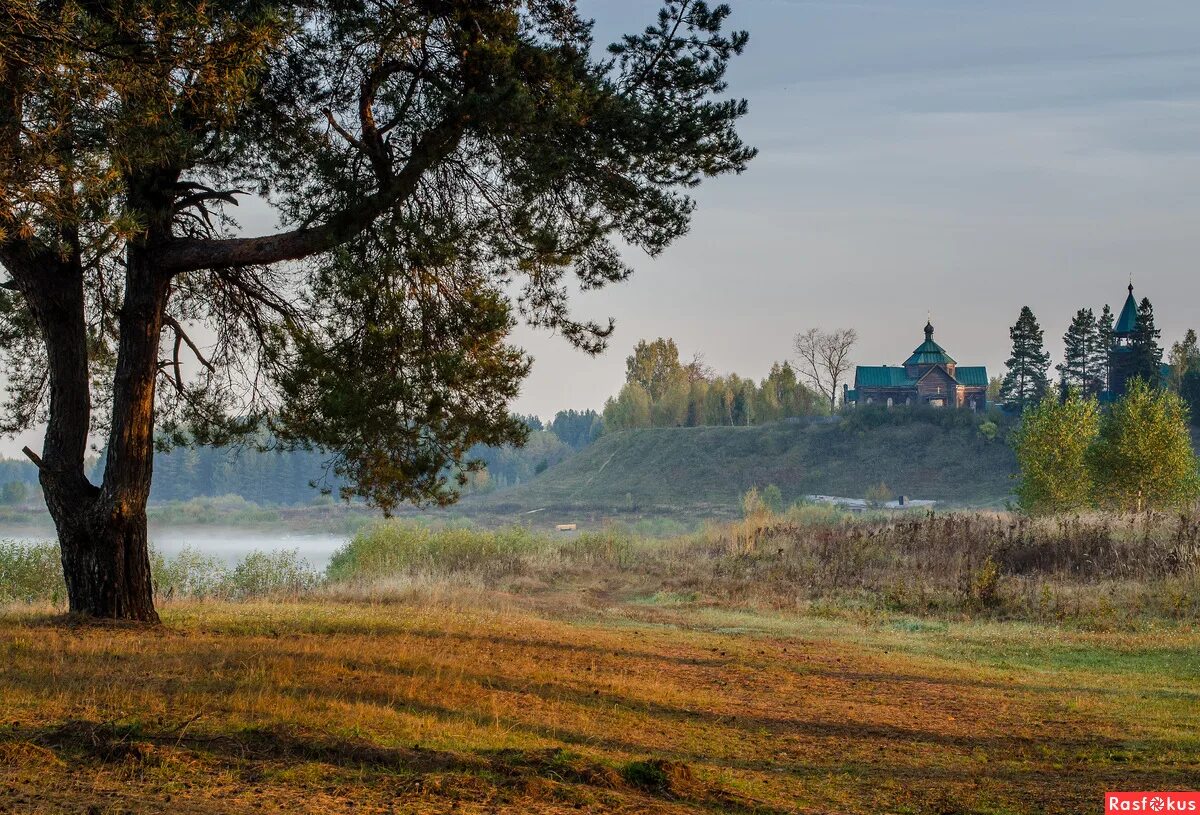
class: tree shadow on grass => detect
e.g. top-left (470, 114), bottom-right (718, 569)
top-left (0, 719), bottom-right (793, 815)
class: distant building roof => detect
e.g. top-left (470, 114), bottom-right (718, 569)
top-left (855, 366), bottom-right (916, 388)
top-left (851, 321), bottom-right (986, 399)
top-left (903, 321), bottom-right (956, 366)
top-left (955, 366), bottom-right (988, 387)
top-left (1115, 284), bottom-right (1138, 335)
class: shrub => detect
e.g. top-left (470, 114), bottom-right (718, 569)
top-left (220, 550), bottom-right (320, 599)
top-left (152, 547), bottom-right (227, 599)
top-left (0, 540), bottom-right (64, 604)
top-left (147, 495), bottom-right (281, 525)
top-left (840, 403), bottom-right (981, 433)
top-left (761, 484), bottom-right (784, 514)
top-left (864, 482), bottom-right (893, 507)
top-left (740, 486), bottom-right (768, 519)
top-left (559, 527), bottom-right (635, 567)
top-left (965, 556), bottom-right (1003, 610)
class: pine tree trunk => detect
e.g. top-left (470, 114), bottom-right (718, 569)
top-left (23, 251), bottom-right (167, 623)
top-left (55, 511), bottom-right (158, 621)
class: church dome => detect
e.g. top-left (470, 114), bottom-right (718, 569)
top-left (904, 321), bottom-right (956, 366)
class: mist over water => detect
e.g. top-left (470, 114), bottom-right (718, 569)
top-left (0, 526), bottom-right (349, 570)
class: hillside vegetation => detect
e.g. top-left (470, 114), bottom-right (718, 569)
top-left (479, 410), bottom-right (1017, 514)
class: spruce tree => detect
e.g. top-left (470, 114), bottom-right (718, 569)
top-left (1170, 330), bottom-right (1200, 424)
top-left (1129, 298), bottom-right (1164, 387)
top-left (1096, 304), bottom-right (1115, 393)
top-left (1083, 308), bottom-right (1108, 397)
top-left (1000, 307), bottom-right (1052, 411)
top-left (1182, 371), bottom-right (1200, 427)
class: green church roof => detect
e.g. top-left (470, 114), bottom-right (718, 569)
top-left (852, 322), bottom-right (987, 395)
top-left (1115, 284), bottom-right (1138, 335)
top-left (854, 364), bottom-right (988, 389)
top-left (955, 366), bottom-right (988, 387)
top-left (855, 366), bottom-right (916, 388)
top-left (903, 322), bottom-right (956, 366)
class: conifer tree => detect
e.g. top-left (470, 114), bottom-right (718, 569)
top-left (1129, 298), bottom-right (1164, 387)
top-left (1083, 308), bottom-right (1108, 397)
top-left (1000, 307), bottom-right (1051, 411)
top-left (1096, 304), bottom-right (1115, 393)
top-left (1170, 329), bottom-right (1200, 425)
top-left (1183, 370), bottom-right (1200, 428)
top-left (0, 0), bottom-right (755, 620)
top-left (1056, 309), bottom-right (1098, 396)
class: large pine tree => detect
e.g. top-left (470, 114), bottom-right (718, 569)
top-left (1001, 306), bottom-right (1051, 411)
top-left (0, 1), bottom-right (755, 621)
top-left (1056, 308), bottom-right (1101, 396)
top-left (1129, 297), bottom-right (1164, 387)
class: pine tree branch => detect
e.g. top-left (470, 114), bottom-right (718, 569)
top-left (153, 115), bottom-right (466, 275)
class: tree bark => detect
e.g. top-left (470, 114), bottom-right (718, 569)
top-left (56, 512), bottom-right (158, 621)
top-left (20, 252), bottom-right (164, 623)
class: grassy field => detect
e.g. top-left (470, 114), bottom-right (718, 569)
top-left (2, 513), bottom-right (1200, 811)
top-left (1, 597), bottom-right (1197, 814)
top-left (3, 511), bottom-right (1199, 813)
top-left (474, 410), bottom-right (1018, 515)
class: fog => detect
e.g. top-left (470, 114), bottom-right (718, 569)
top-left (1, 526), bottom-right (349, 570)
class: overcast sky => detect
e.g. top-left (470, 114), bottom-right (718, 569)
top-left (506, 0), bottom-right (1200, 421)
top-left (5, 0), bottom-right (1200, 455)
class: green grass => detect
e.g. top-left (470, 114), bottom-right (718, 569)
top-left (326, 522), bottom-right (550, 582)
top-left (475, 412), bottom-right (1018, 513)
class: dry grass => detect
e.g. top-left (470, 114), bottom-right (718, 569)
top-left (670, 510), bottom-right (1200, 623)
top-left (4, 511), bottom-right (1200, 812)
top-left (1, 593), bottom-right (1198, 814)
top-left (8, 510), bottom-right (1200, 627)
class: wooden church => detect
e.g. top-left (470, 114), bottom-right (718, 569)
top-left (844, 321), bottom-right (989, 410)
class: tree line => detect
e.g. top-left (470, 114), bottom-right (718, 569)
top-left (999, 296), bottom-right (1200, 423)
top-left (602, 338), bottom-right (828, 430)
top-left (0, 409), bottom-right (606, 508)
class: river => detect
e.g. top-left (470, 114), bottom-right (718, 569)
top-left (0, 525), bottom-right (350, 570)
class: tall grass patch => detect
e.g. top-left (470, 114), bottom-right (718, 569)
top-left (327, 523), bottom-right (550, 582)
top-left (0, 540), bottom-right (64, 604)
top-left (2, 542), bottom-right (321, 606)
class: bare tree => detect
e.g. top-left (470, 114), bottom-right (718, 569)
top-left (683, 351), bottom-right (715, 383)
top-left (794, 328), bottom-right (858, 413)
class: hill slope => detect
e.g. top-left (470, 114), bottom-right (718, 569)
top-left (477, 414), bottom-right (1018, 514)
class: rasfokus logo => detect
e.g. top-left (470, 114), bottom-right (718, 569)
top-left (1107, 793), bottom-right (1200, 813)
